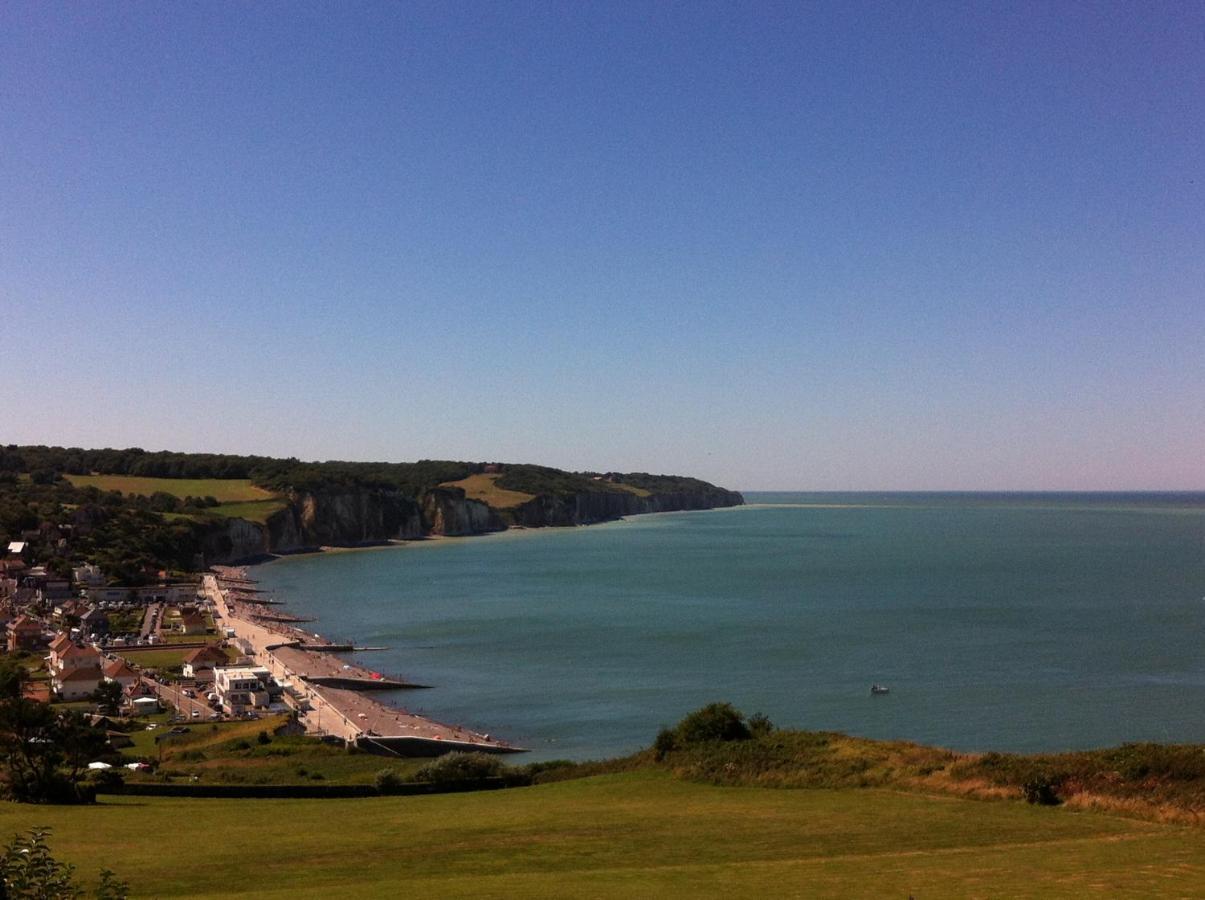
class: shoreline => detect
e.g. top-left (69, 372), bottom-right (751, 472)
top-left (205, 568), bottom-right (524, 754)
top-left (245, 506), bottom-right (728, 568)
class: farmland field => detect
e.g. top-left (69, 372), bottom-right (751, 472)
top-left (64, 474), bottom-right (276, 503)
top-left (4, 772), bottom-right (1203, 898)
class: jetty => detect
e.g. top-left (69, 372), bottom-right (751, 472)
top-left (204, 567), bottom-right (520, 756)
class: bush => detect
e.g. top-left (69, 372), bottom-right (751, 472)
top-left (653, 727), bottom-right (677, 760)
top-left (256, 731), bottom-right (271, 746)
top-left (674, 703), bottom-right (752, 745)
top-left (89, 769), bottom-right (125, 791)
top-left (374, 769), bottom-right (402, 791)
top-left (2, 827), bottom-right (129, 899)
top-left (1022, 776), bottom-right (1063, 806)
top-left (747, 713), bottom-right (775, 738)
top-left (414, 753), bottom-right (505, 785)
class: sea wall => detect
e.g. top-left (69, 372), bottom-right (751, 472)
top-left (201, 485), bottom-right (743, 564)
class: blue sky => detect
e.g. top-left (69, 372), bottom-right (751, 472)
top-left (2, 2), bottom-right (1202, 490)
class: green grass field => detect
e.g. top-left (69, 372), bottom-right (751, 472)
top-left (440, 473), bottom-right (537, 509)
top-left (64, 474), bottom-right (276, 503)
top-left (4, 772), bottom-right (1203, 898)
top-left (205, 498), bottom-right (289, 523)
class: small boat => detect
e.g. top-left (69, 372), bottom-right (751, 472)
top-left (870, 684), bottom-right (890, 695)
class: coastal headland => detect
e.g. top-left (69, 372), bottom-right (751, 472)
top-left (0, 445), bottom-right (743, 570)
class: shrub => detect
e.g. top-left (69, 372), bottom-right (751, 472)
top-left (1022, 776), bottom-right (1063, 806)
top-left (374, 769), bottom-right (403, 791)
top-left (674, 703), bottom-right (752, 745)
top-left (747, 713), bottom-right (775, 738)
top-left (89, 769), bottom-right (125, 791)
top-left (1, 827), bottom-right (128, 899)
top-left (256, 731), bottom-right (271, 746)
top-left (414, 753), bottom-right (505, 784)
top-left (653, 727), bottom-right (677, 760)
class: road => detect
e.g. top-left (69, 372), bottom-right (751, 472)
top-left (139, 602), bottom-right (161, 638)
top-left (142, 676), bottom-right (221, 721)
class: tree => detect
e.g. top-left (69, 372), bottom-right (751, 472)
top-left (1, 827), bottom-right (128, 899)
top-left (0, 666), bottom-right (106, 803)
top-left (91, 681), bottom-right (123, 717)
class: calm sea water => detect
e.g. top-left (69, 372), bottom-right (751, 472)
top-left (255, 493), bottom-right (1205, 760)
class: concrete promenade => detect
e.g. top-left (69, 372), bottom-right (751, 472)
top-left (205, 569), bottom-right (520, 756)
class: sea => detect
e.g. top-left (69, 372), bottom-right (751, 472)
top-left (254, 492), bottom-right (1205, 761)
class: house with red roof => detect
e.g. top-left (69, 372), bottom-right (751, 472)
top-left (6, 615), bottom-right (43, 652)
top-left (182, 644), bottom-right (228, 680)
top-left (102, 658), bottom-right (140, 691)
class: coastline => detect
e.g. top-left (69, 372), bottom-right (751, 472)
top-left (247, 506), bottom-right (728, 568)
top-left (205, 568), bottom-right (524, 754)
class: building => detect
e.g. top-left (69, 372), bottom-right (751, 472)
top-left (52, 665), bottom-right (102, 701)
top-left (84, 582), bottom-right (200, 605)
top-left (79, 608), bottom-right (110, 637)
top-left (6, 615), bottom-right (43, 652)
top-left (102, 658), bottom-right (140, 691)
top-left (212, 666), bottom-right (273, 715)
top-left (47, 631), bottom-right (73, 659)
top-left (182, 645), bottom-right (228, 681)
top-left (72, 563), bottom-right (106, 587)
top-left (52, 598), bottom-right (85, 622)
top-left (50, 640), bottom-right (103, 676)
top-left (175, 608), bottom-right (208, 635)
top-left (129, 696), bottom-right (159, 716)
top-left (39, 579), bottom-right (74, 605)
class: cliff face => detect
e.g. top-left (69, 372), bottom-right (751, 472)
top-left (266, 490), bottom-right (425, 548)
top-left (201, 484), bottom-right (743, 564)
top-left (202, 489), bottom-right (424, 564)
top-left (420, 488), bottom-right (506, 537)
top-left (507, 487), bottom-right (745, 527)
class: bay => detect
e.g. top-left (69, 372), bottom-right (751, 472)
top-left (255, 492), bottom-right (1205, 760)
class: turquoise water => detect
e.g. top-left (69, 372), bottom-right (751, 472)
top-left (256, 493), bottom-right (1205, 760)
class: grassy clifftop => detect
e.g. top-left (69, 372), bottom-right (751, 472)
top-left (4, 445), bottom-right (739, 501)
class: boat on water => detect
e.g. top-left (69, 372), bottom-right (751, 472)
top-left (870, 684), bottom-right (890, 695)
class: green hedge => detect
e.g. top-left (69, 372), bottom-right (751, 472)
top-left (98, 778), bottom-right (507, 799)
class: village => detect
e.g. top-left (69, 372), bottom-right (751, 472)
top-left (1, 538), bottom-right (519, 790)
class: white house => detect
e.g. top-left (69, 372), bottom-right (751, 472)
top-left (102, 658), bottom-right (140, 691)
top-left (129, 696), bottom-right (160, 716)
top-left (182, 645), bottom-right (228, 680)
top-left (52, 666), bottom-right (102, 701)
top-left (213, 666), bottom-right (272, 715)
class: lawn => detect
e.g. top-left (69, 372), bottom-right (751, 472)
top-left (205, 498), bottom-right (289, 523)
top-left (3, 772), bottom-right (1203, 898)
top-left (112, 648), bottom-right (190, 670)
top-left (439, 473), bottom-right (536, 509)
top-left (64, 474), bottom-right (276, 503)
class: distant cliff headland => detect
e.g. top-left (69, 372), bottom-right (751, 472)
top-left (0, 446), bottom-right (743, 577)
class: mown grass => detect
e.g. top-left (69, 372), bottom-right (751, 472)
top-left (439, 473), bottom-right (536, 509)
top-left (112, 648), bottom-right (190, 670)
top-left (205, 498), bottom-right (290, 523)
top-left (612, 481), bottom-right (652, 497)
top-left (64, 474), bottom-right (276, 503)
top-left (4, 771), bottom-right (1203, 898)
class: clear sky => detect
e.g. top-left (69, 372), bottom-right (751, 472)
top-left (2, 2), bottom-right (1202, 490)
